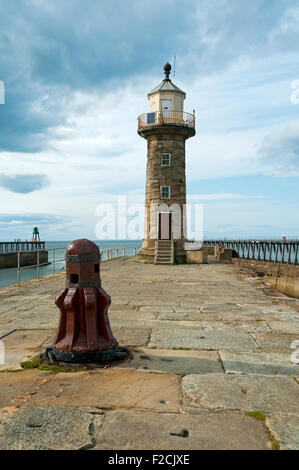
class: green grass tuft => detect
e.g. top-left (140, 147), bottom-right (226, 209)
top-left (38, 364), bottom-right (68, 373)
top-left (246, 410), bottom-right (266, 421)
top-left (269, 433), bottom-right (280, 450)
top-left (20, 357), bottom-right (41, 369)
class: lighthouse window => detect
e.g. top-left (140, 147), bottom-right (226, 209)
top-left (161, 186), bottom-right (170, 199)
top-left (161, 153), bottom-right (171, 166)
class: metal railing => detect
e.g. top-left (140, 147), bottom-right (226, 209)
top-left (0, 241), bottom-right (45, 253)
top-left (203, 240), bottom-right (299, 265)
top-left (138, 111), bottom-right (195, 130)
top-left (0, 246), bottom-right (139, 287)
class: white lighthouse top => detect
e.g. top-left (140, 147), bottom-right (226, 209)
top-left (148, 63), bottom-right (186, 113)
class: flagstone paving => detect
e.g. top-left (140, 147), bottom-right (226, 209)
top-left (0, 257), bottom-right (298, 450)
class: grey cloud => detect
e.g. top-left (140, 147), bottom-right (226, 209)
top-left (0, 0), bottom-right (297, 153)
top-left (186, 0), bottom-right (298, 76)
top-left (0, 174), bottom-right (50, 193)
top-left (258, 124), bottom-right (299, 172)
top-left (0, 0), bottom-right (193, 152)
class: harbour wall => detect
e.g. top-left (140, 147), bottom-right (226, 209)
top-left (233, 258), bottom-right (299, 299)
top-left (0, 251), bottom-right (49, 269)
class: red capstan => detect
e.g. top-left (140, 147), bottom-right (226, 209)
top-left (51, 239), bottom-right (118, 361)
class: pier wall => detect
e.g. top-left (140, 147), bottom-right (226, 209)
top-left (0, 251), bottom-right (48, 269)
top-left (233, 258), bottom-right (299, 298)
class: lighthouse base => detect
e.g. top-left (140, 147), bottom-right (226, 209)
top-left (137, 239), bottom-right (186, 264)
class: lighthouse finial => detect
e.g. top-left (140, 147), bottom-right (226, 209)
top-left (164, 62), bottom-right (171, 81)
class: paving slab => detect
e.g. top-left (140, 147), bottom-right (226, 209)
top-left (149, 328), bottom-right (259, 352)
top-left (111, 326), bottom-right (150, 347)
top-left (220, 311), bottom-right (266, 321)
top-left (0, 328), bottom-right (15, 340)
top-left (182, 374), bottom-right (299, 413)
top-left (119, 348), bottom-right (223, 375)
top-left (157, 312), bottom-right (193, 321)
top-left (252, 331), bottom-right (299, 353)
top-left (267, 321), bottom-right (299, 335)
top-left (266, 413), bottom-right (299, 450)
top-left (0, 370), bottom-right (51, 410)
top-left (156, 319), bottom-right (203, 328)
top-left (3, 329), bottom-right (54, 349)
top-left (0, 329), bottom-right (55, 371)
top-left (0, 406), bottom-right (104, 450)
top-left (29, 369), bottom-right (181, 412)
top-left (202, 320), bottom-right (270, 334)
top-left (93, 410), bottom-right (270, 450)
top-left (110, 310), bottom-right (156, 323)
top-left (219, 351), bottom-right (299, 376)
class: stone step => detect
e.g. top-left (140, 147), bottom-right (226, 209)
top-left (156, 254), bottom-right (172, 258)
top-left (156, 253), bottom-right (172, 258)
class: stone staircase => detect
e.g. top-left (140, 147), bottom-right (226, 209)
top-left (154, 240), bottom-right (174, 265)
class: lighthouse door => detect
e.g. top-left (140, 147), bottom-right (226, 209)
top-left (158, 212), bottom-right (172, 240)
top-left (161, 100), bottom-right (172, 118)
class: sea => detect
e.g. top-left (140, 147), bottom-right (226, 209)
top-left (0, 240), bottom-right (142, 289)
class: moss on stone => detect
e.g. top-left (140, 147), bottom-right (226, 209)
top-left (269, 432), bottom-right (280, 450)
top-left (38, 364), bottom-right (68, 373)
top-left (246, 410), bottom-right (266, 421)
top-left (20, 357), bottom-right (41, 369)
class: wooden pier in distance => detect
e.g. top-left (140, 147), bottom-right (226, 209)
top-left (204, 240), bottom-right (299, 265)
top-left (0, 241), bottom-right (48, 269)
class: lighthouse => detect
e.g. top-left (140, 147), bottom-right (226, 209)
top-left (137, 62), bottom-right (196, 264)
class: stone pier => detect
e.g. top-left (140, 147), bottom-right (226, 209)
top-left (0, 257), bottom-right (298, 450)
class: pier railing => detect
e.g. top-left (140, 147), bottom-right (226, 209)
top-left (203, 240), bottom-right (299, 265)
top-left (0, 241), bottom-right (45, 253)
top-left (0, 246), bottom-right (139, 287)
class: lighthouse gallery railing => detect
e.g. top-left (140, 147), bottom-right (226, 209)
top-left (138, 111), bottom-right (195, 130)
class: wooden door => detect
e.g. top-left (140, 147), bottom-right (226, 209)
top-left (158, 213), bottom-right (172, 240)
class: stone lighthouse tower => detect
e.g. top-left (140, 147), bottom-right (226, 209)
top-left (137, 62), bottom-right (196, 264)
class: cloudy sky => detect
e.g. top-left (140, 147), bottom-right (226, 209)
top-left (0, 0), bottom-right (299, 240)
